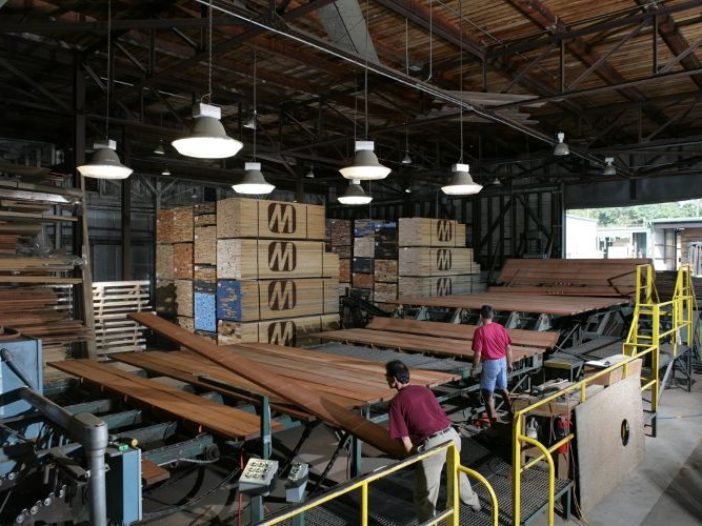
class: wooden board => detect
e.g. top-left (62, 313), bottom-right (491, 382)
top-left (156, 209), bottom-right (175, 244)
top-left (218, 314), bottom-right (339, 346)
top-left (217, 198), bottom-right (323, 240)
top-left (398, 275), bottom-right (481, 297)
top-left (172, 206), bottom-right (193, 242)
top-left (317, 328), bottom-right (543, 363)
top-left (339, 259), bottom-right (351, 282)
top-left (155, 244), bottom-right (174, 280)
top-left (399, 218), bottom-right (461, 247)
top-left (175, 280), bottom-right (193, 317)
top-left (575, 374), bottom-right (644, 512)
top-left (367, 317), bottom-right (559, 349)
top-left (173, 243), bottom-right (193, 279)
top-left (217, 239), bottom-right (324, 280)
top-left (399, 247), bottom-right (477, 276)
top-left (391, 291), bottom-right (630, 316)
top-left (193, 264), bottom-right (216, 283)
top-left (129, 312), bottom-right (406, 457)
top-left (322, 251), bottom-right (339, 278)
top-left (496, 258), bottom-right (651, 297)
top-left (194, 226), bottom-right (217, 265)
top-left (51, 360), bottom-right (270, 440)
top-left (217, 278), bottom-right (335, 322)
top-left (374, 259), bottom-right (398, 282)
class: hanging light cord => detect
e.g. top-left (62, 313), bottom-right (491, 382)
top-left (105, 0), bottom-right (112, 141)
top-left (364, 0), bottom-right (369, 140)
top-left (206, 0), bottom-right (213, 103)
top-left (458, 0), bottom-right (464, 163)
top-left (252, 50), bottom-right (257, 160)
top-left (405, 19), bottom-right (409, 152)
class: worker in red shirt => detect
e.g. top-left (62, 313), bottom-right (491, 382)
top-left (471, 304), bottom-right (514, 425)
top-left (386, 359), bottom-right (481, 522)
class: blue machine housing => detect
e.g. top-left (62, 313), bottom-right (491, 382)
top-left (0, 336), bottom-right (43, 419)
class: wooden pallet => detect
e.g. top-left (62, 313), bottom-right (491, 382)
top-left (93, 281), bottom-right (152, 356)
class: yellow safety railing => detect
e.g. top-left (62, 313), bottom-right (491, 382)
top-left (511, 263), bottom-right (693, 526)
top-left (260, 441), bottom-right (499, 526)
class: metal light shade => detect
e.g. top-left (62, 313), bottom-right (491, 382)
top-left (172, 116), bottom-right (243, 159)
top-left (339, 141), bottom-right (391, 181)
top-left (161, 166), bottom-right (171, 176)
top-left (153, 140), bottom-right (165, 155)
top-left (491, 177), bottom-right (502, 186)
top-left (232, 162), bottom-right (274, 195)
top-left (77, 142), bottom-right (132, 180)
top-left (243, 115), bottom-right (257, 130)
top-left (553, 132), bottom-right (569, 156)
top-left (305, 167), bottom-right (315, 179)
top-left (441, 163), bottom-right (482, 196)
top-left (603, 157), bottom-right (616, 176)
top-left (401, 151), bottom-right (412, 164)
top-left (338, 179), bottom-right (372, 205)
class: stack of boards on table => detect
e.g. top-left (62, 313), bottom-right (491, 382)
top-left (398, 218), bottom-right (485, 298)
top-left (326, 219), bottom-right (352, 297)
top-left (0, 176), bottom-right (93, 380)
top-left (156, 198), bottom-right (340, 347)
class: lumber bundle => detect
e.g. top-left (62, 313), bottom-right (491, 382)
top-left (93, 281), bottom-right (152, 355)
top-left (398, 218), bottom-right (466, 247)
top-left (495, 258), bottom-right (651, 297)
top-left (398, 274), bottom-right (482, 297)
top-left (156, 199), bottom-right (340, 345)
top-left (326, 219), bottom-right (352, 294)
top-left (399, 247), bottom-right (478, 276)
top-left (218, 314), bottom-right (339, 346)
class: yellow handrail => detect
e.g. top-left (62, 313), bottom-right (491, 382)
top-left (261, 441), bottom-right (499, 526)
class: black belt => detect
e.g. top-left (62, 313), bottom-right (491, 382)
top-left (424, 426), bottom-right (452, 442)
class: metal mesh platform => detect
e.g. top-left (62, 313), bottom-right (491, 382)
top-left (276, 438), bottom-right (571, 526)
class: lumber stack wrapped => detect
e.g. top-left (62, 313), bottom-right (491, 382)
top-left (398, 247), bottom-right (478, 276)
top-left (218, 314), bottom-right (339, 346)
top-left (217, 198), bottom-right (324, 240)
top-left (326, 219), bottom-right (352, 293)
top-left (217, 239), bottom-right (325, 280)
top-left (398, 218), bottom-right (463, 247)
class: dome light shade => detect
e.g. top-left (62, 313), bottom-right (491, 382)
top-left (401, 151), bottom-right (412, 164)
top-left (77, 140), bottom-right (133, 180)
top-left (172, 103), bottom-right (243, 159)
top-left (161, 166), bottom-right (171, 176)
top-left (232, 162), bottom-right (275, 195)
top-left (153, 139), bottom-right (165, 155)
top-left (338, 179), bottom-right (372, 205)
top-left (305, 166), bottom-right (315, 179)
top-left (441, 163), bottom-right (483, 196)
top-left (603, 157), bottom-right (616, 176)
top-left (553, 131), bottom-right (570, 156)
top-left (339, 141), bottom-right (391, 181)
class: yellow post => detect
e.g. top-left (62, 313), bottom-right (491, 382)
top-left (521, 436), bottom-right (555, 526)
top-left (360, 483), bottom-right (368, 526)
top-left (446, 443), bottom-right (460, 526)
top-left (652, 304), bottom-right (660, 413)
top-left (512, 413), bottom-right (522, 526)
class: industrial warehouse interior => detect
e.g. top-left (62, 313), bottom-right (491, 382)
top-left (0, 0), bottom-right (702, 525)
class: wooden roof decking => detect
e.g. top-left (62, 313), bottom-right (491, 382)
top-left (51, 360), bottom-right (275, 441)
top-left (390, 291), bottom-right (629, 316)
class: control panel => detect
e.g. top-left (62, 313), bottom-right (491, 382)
top-left (285, 462), bottom-right (309, 503)
top-left (239, 458), bottom-right (278, 493)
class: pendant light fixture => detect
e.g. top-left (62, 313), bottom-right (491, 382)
top-left (305, 166), bottom-right (315, 179)
top-left (553, 132), bottom-right (570, 156)
top-left (339, 0), bottom-right (391, 182)
top-left (603, 157), bottom-right (616, 176)
top-left (153, 139), bottom-right (165, 155)
top-left (77, 0), bottom-right (132, 180)
top-left (161, 165), bottom-right (171, 176)
top-left (441, 0), bottom-right (482, 197)
top-left (232, 50), bottom-right (274, 195)
top-left (171, 1), bottom-right (242, 159)
top-left (338, 180), bottom-right (372, 205)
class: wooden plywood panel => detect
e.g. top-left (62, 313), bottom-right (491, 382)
top-left (575, 374), bottom-right (644, 512)
top-left (173, 243), bottom-right (193, 279)
top-left (172, 206), bottom-right (194, 242)
top-left (194, 226), bottom-right (217, 265)
top-left (399, 218), bottom-right (459, 247)
top-left (156, 209), bottom-right (175, 244)
top-left (399, 247), bottom-right (476, 276)
top-left (156, 244), bottom-right (174, 280)
top-left (217, 240), bottom-right (324, 280)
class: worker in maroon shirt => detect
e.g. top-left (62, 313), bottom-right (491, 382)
top-left (386, 360), bottom-right (481, 522)
top-left (471, 304), bottom-right (514, 425)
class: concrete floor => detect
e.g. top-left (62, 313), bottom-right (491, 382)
top-left (139, 369), bottom-right (702, 526)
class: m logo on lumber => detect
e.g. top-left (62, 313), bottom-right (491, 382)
top-left (268, 280), bottom-right (297, 310)
top-left (436, 220), bottom-right (453, 242)
top-left (436, 277), bottom-right (452, 296)
top-left (267, 203), bottom-right (297, 234)
top-left (436, 249), bottom-right (452, 270)
top-left (268, 242), bottom-right (297, 271)
top-left (268, 321), bottom-right (296, 346)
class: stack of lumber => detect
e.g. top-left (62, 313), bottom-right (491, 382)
top-left (318, 317), bottom-right (558, 364)
top-left (495, 258), bottom-right (650, 297)
top-left (398, 218), bottom-right (484, 297)
top-left (325, 219), bottom-right (352, 296)
top-left (0, 178), bottom-right (93, 379)
top-left (350, 219), bottom-right (399, 312)
top-left (93, 281), bottom-right (152, 356)
top-left (217, 198), bottom-right (339, 346)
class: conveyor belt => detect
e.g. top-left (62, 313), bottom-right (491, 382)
top-left (390, 291), bottom-right (629, 316)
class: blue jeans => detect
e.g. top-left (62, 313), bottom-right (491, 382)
top-left (481, 357), bottom-right (507, 393)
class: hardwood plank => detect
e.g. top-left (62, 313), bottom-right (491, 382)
top-left (141, 460), bottom-right (170, 486)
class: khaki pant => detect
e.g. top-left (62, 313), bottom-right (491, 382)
top-left (414, 427), bottom-right (480, 522)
